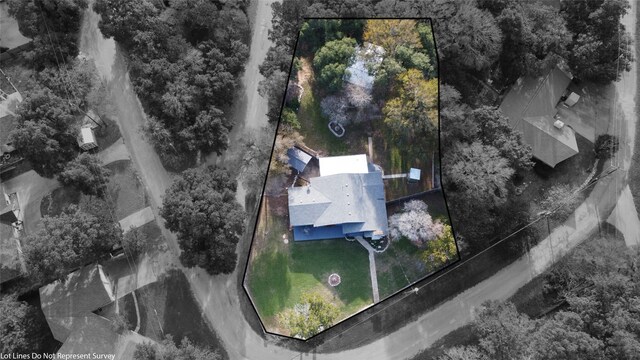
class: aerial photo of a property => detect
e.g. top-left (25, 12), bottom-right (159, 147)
top-left (1, 0), bottom-right (640, 359)
top-left (245, 18), bottom-right (458, 339)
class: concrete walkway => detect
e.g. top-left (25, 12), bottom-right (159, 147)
top-left (356, 236), bottom-right (380, 303)
top-left (118, 207), bottom-right (154, 233)
top-left (607, 185), bottom-right (640, 247)
top-left (98, 138), bottom-right (130, 165)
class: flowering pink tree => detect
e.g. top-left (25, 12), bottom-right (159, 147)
top-left (388, 200), bottom-right (445, 247)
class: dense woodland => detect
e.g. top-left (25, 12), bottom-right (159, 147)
top-left (258, 0), bottom-right (634, 255)
top-left (436, 235), bottom-right (640, 360)
top-left (94, 0), bottom-right (251, 169)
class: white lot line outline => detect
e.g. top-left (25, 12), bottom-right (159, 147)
top-left (284, 166), bottom-right (619, 357)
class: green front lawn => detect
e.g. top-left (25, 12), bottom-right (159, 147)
top-left (298, 83), bottom-right (349, 155)
top-left (247, 212), bottom-right (372, 328)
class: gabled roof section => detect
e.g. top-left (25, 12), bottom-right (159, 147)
top-left (287, 147), bottom-right (313, 173)
top-left (40, 265), bottom-right (115, 342)
top-left (499, 66), bottom-right (572, 129)
top-left (288, 171), bottom-right (388, 239)
top-left (499, 66), bottom-right (577, 167)
top-left (520, 116), bottom-right (579, 167)
top-left (57, 312), bottom-right (157, 360)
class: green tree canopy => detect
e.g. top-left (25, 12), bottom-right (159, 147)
top-left (363, 19), bottom-right (421, 54)
top-left (444, 142), bottom-right (514, 208)
top-left (562, 0), bottom-right (633, 83)
top-left (278, 291), bottom-right (340, 339)
top-left (471, 107), bottom-right (533, 172)
top-left (8, 0), bottom-right (87, 67)
top-left (133, 336), bottom-right (221, 360)
top-left (160, 166), bottom-right (245, 275)
top-left (23, 206), bottom-right (122, 282)
top-left (383, 69), bottom-right (438, 151)
top-left (58, 153), bottom-right (111, 197)
top-left (9, 89), bottom-right (78, 177)
top-left (0, 295), bottom-right (30, 354)
top-left (312, 37), bottom-right (356, 92)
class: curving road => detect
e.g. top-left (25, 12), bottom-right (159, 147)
top-left (77, 0), bottom-right (638, 359)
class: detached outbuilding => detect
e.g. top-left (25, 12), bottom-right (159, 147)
top-left (77, 125), bottom-right (98, 151)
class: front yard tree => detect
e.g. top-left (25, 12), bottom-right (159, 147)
top-left (278, 291), bottom-right (339, 339)
top-left (161, 166), bottom-right (245, 275)
top-left (9, 89), bottom-right (78, 177)
top-left (23, 206), bottom-right (122, 282)
top-left (420, 225), bottom-right (458, 271)
top-left (444, 142), bottom-right (514, 208)
top-left (562, 0), bottom-right (633, 83)
top-left (0, 295), bottom-right (30, 353)
top-left (58, 153), bottom-right (111, 197)
top-left (388, 200), bottom-right (445, 247)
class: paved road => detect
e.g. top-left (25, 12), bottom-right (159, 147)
top-left (76, 1), bottom-right (639, 359)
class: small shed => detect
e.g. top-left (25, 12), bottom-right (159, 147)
top-left (564, 92), bottom-right (580, 107)
top-left (287, 147), bottom-right (313, 173)
top-left (408, 168), bottom-right (421, 182)
top-left (78, 126), bottom-right (98, 151)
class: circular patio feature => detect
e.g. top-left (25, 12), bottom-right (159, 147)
top-left (328, 273), bottom-right (341, 287)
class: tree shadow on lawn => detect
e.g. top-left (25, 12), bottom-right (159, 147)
top-left (136, 269), bottom-right (228, 358)
top-left (247, 250), bottom-right (292, 318)
top-left (105, 160), bottom-right (148, 220)
top-left (39, 185), bottom-right (82, 217)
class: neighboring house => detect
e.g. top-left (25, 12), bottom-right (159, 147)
top-left (344, 42), bottom-right (385, 92)
top-left (0, 188), bottom-right (22, 284)
top-left (288, 154), bottom-right (388, 241)
top-left (40, 264), bottom-right (115, 343)
top-left (0, 223), bottom-right (21, 283)
top-left (0, 77), bottom-right (24, 175)
top-left (499, 66), bottom-right (579, 168)
top-left (57, 313), bottom-right (155, 359)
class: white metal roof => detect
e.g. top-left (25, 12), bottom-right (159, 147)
top-left (319, 154), bottom-right (369, 176)
top-left (80, 127), bottom-right (96, 145)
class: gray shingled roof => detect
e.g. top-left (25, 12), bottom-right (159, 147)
top-left (40, 265), bottom-right (115, 342)
top-left (288, 171), bottom-right (387, 235)
top-left (520, 116), bottom-right (579, 167)
top-left (499, 66), bottom-right (578, 167)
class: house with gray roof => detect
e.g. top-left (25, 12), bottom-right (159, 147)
top-left (40, 264), bottom-right (115, 343)
top-left (499, 66), bottom-right (579, 167)
top-left (288, 154), bottom-right (388, 241)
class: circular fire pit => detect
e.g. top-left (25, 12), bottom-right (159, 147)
top-left (328, 273), bottom-right (341, 287)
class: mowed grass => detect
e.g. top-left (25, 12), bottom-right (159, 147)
top-left (105, 160), bottom-right (148, 220)
top-left (298, 82), bottom-right (349, 155)
top-left (247, 212), bottom-right (372, 326)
